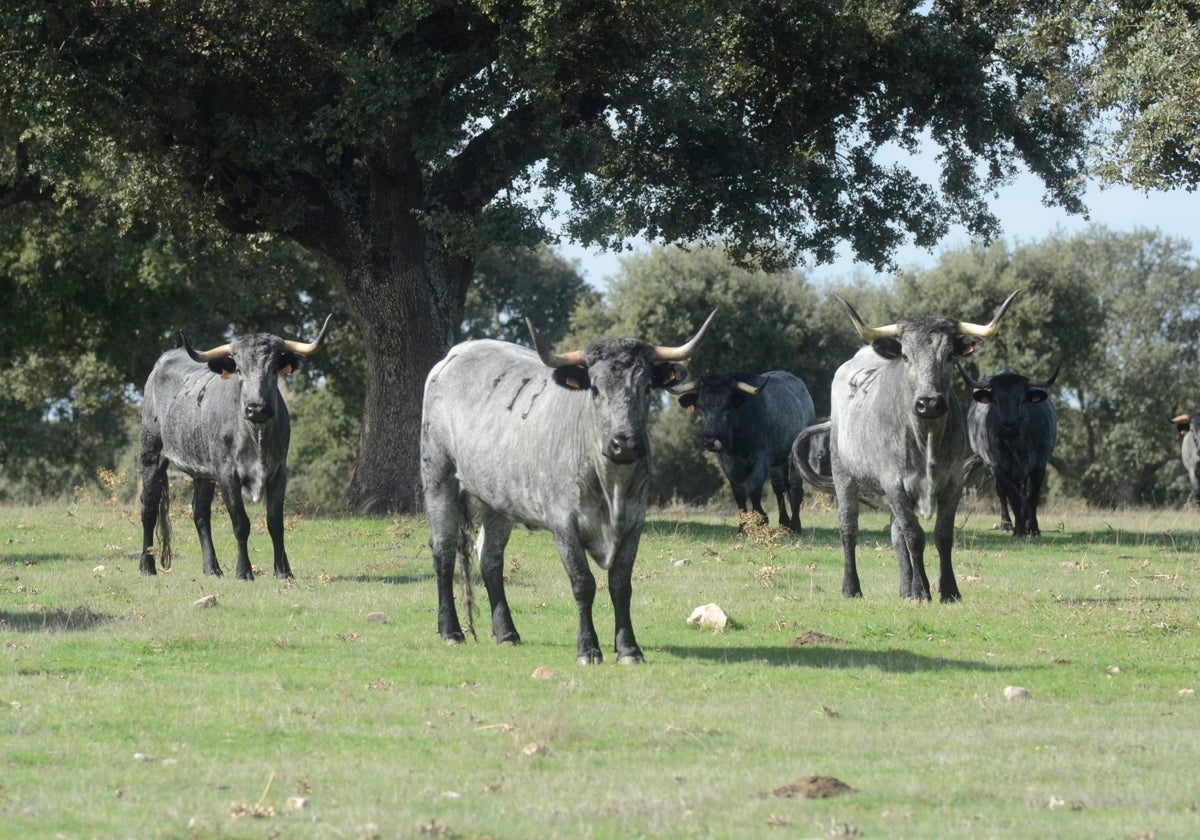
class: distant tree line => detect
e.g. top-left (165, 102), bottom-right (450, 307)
top-left (2, 214), bottom-right (1197, 509)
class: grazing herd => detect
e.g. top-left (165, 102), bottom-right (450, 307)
top-left (129, 291), bottom-right (1192, 662)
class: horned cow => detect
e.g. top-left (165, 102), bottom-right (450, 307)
top-left (138, 317), bottom-right (331, 580)
top-left (421, 313), bottom-right (715, 664)
top-left (795, 292), bottom-right (1020, 601)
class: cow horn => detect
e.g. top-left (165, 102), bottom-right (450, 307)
top-left (956, 290), bottom-right (1022, 338)
top-left (283, 314), bottom-right (333, 355)
top-left (180, 332), bottom-right (232, 363)
top-left (834, 295), bottom-right (900, 341)
top-left (526, 318), bottom-right (586, 368)
top-left (1028, 361), bottom-right (1061, 389)
top-left (957, 365), bottom-right (989, 390)
top-left (735, 380), bottom-right (760, 396)
top-left (1172, 413), bottom-right (1191, 424)
top-left (653, 309), bottom-right (718, 361)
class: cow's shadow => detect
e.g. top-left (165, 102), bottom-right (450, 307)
top-left (0, 607), bottom-right (113, 633)
top-left (655, 642), bottom-right (1007, 673)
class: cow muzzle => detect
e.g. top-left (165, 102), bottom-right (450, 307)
top-left (913, 395), bottom-right (948, 420)
top-left (702, 435), bottom-right (724, 453)
top-left (244, 402), bottom-right (273, 424)
top-left (604, 434), bottom-right (643, 464)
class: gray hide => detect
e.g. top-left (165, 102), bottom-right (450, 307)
top-left (421, 313), bottom-right (714, 664)
top-left (962, 367), bottom-right (1059, 537)
top-left (821, 292), bottom-right (1020, 602)
top-left (138, 316), bottom-right (330, 580)
top-left (1172, 413), bottom-right (1200, 501)
top-left (674, 371), bottom-right (816, 531)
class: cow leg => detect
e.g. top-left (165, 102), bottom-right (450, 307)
top-left (138, 442), bottom-right (168, 576)
top-left (934, 495), bottom-right (962, 603)
top-left (786, 464), bottom-right (804, 533)
top-left (424, 465), bottom-right (465, 644)
top-left (218, 482), bottom-right (254, 581)
top-left (192, 480), bottom-right (223, 577)
top-left (607, 536), bottom-right (645, 664)
top-left (769, 467), bottom-right (796, 531)
top-left (890, 507), bottom-right (929, 601)
top-left (1026, 466), bottom-right (1047, 538)
top-left (478, 512), bottom-right (519, 645)
top-left (553, 534), bottom-right (602, 665)
top-left (834, 477), bottom-right (862, 598)
top-left (995, 484), bottom-right (1014, 532)
top-left (264, 473), bottom-right (293, 579)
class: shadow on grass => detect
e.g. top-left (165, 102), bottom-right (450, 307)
top-left (0, 553), bottom-right (82, 566)
top-left (0, 607), bottom-right (113, 632)
top-left (349, 572), bottom-right (434, 586)
top-left (656, 642), bottom-right (1008, 673)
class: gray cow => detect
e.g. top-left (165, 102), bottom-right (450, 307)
top-left (1171, 413), bottom-right (1200, 501)
top-left (672, 371), bottom-right (816, 532)
top-left (961, 366), bottom-right (1059, 537)
top-left (795, 291), bottom-right (1020, 601)
top-left (421, 312), bottom-right (715, 664)
top-left (138, 316), bottom-right (331, 580)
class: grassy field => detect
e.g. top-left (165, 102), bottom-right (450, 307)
top-left (1, 497), bottom-right (1198, 839)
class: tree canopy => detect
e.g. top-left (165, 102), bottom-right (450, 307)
top-left (1, 1), bottom-right (1104, 510)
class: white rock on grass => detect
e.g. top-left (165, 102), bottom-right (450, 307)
top-left (687, 603), bottom-right (728, 632)
top-left (1003, 685), bottom-right (1032, 701)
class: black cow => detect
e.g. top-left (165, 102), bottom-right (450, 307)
top-left (672, 371), bottom-right (816, 531)
top-left (1172, 413), bottom-right (1200, 501)
top-left (794, 291), bottom-right (1020, 601)
top-left (138, 317), bottom-right (331, 580)
top-left (421, 312), bottom-right (715, 664)
top-left (961, 366), bottom-right (1059, 537)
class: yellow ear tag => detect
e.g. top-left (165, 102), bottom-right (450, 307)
top-left (281, 365), bottom-right (294, 375)
top-left (220, 370), bottom-right (234, 381)
top-left (566, 376), bottom-right (582, 389)
top-left (685, 405), bottom-right (695, 414)
top-left (664, 370), bottom-right (676, 385)
top-left (961, 345), bottom-right (975, 357)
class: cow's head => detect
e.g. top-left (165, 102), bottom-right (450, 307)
top-left (960, 365), bottom-right (1059, 439)
top-left (836, 290), bottom-right (1020, 420)
top-left (527, 311), bottom-right (716, 463)
top-left (1173, 413), bottom-right (1193, 438)
top-left (181, 315), bottom-right (332, 424)
top-left (671, 374), bottom-right (761, 453)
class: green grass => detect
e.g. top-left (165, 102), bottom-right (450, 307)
top-left (1, 499), bottom-right (1199, 839)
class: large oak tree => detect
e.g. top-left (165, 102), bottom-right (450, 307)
top-left (2, 1), bottom-right (1090, 512)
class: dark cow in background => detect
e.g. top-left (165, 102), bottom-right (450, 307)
top-left (794, 291), bottom-right (1020, 601)
top-left (672, 371), bottom-right (816, 532)
top-left (421, 312), bottom-right (715, 665)
top-left (1171, 413), bottom-right (1200, 501)
top-left (961, 366), bottom-right (1059, 537)
top-left (138, 316), bottom-right (331, 580)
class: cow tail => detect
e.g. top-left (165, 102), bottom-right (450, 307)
top-left (455, 512), bottom-right (477, 642)
top-left (156, 482), bottom-right (173, 571)
top-left (793, 421), bottom-right (835, 495)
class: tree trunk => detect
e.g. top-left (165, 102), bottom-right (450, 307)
top-left (336, 225), bottom-right (471, 514)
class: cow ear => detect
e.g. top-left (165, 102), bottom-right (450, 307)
top-left (208, 357), bottom-right (237, 379)
top-left (279, 351), bottom-right (302, 375)
top-left (956, 336), bottom-right (982, 357)
top-left (1178, 422), bottom-right (1191, 436)
top-left (552, 365), bottom-right (590, 390)
top-left (678, 393), bottom-right (698, 412)
top-left (871, 338), bottom-right (902, 359)
top-left (1027, 388), bottom-right (1048, 404)
top-left (653, 361), bottom-right (688, 389)
top-left (973, 389), bottom-right (992, 404)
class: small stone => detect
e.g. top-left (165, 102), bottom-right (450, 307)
top-left (92, 565), bottom-right (105, 575)
top-left (286, 796), bottom-right (311, 810)
top-left (1003, 685), bottom-right (1031, 701)
top-left (521, 742), bottom-right (550, 757)
top-left (1179, 688), bottom-right (1195, 697)
top-left (133, 752), bottom-right (155, 762)
top-left (1106, 665), bottom-right (1121, 675)
top-left (193, 594), bottom-right (218, 608)
top-left (673, 559), bottom-right (691, 567)
top-left (366, 612), bottom-right (387, 624)
top-left (531, 666), bottom-right (559, 680)
top-left (686, 603), bottom-right (728, 631)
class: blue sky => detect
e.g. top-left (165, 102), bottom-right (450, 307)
top-left (558, 170), bottom-right (1197, 288)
